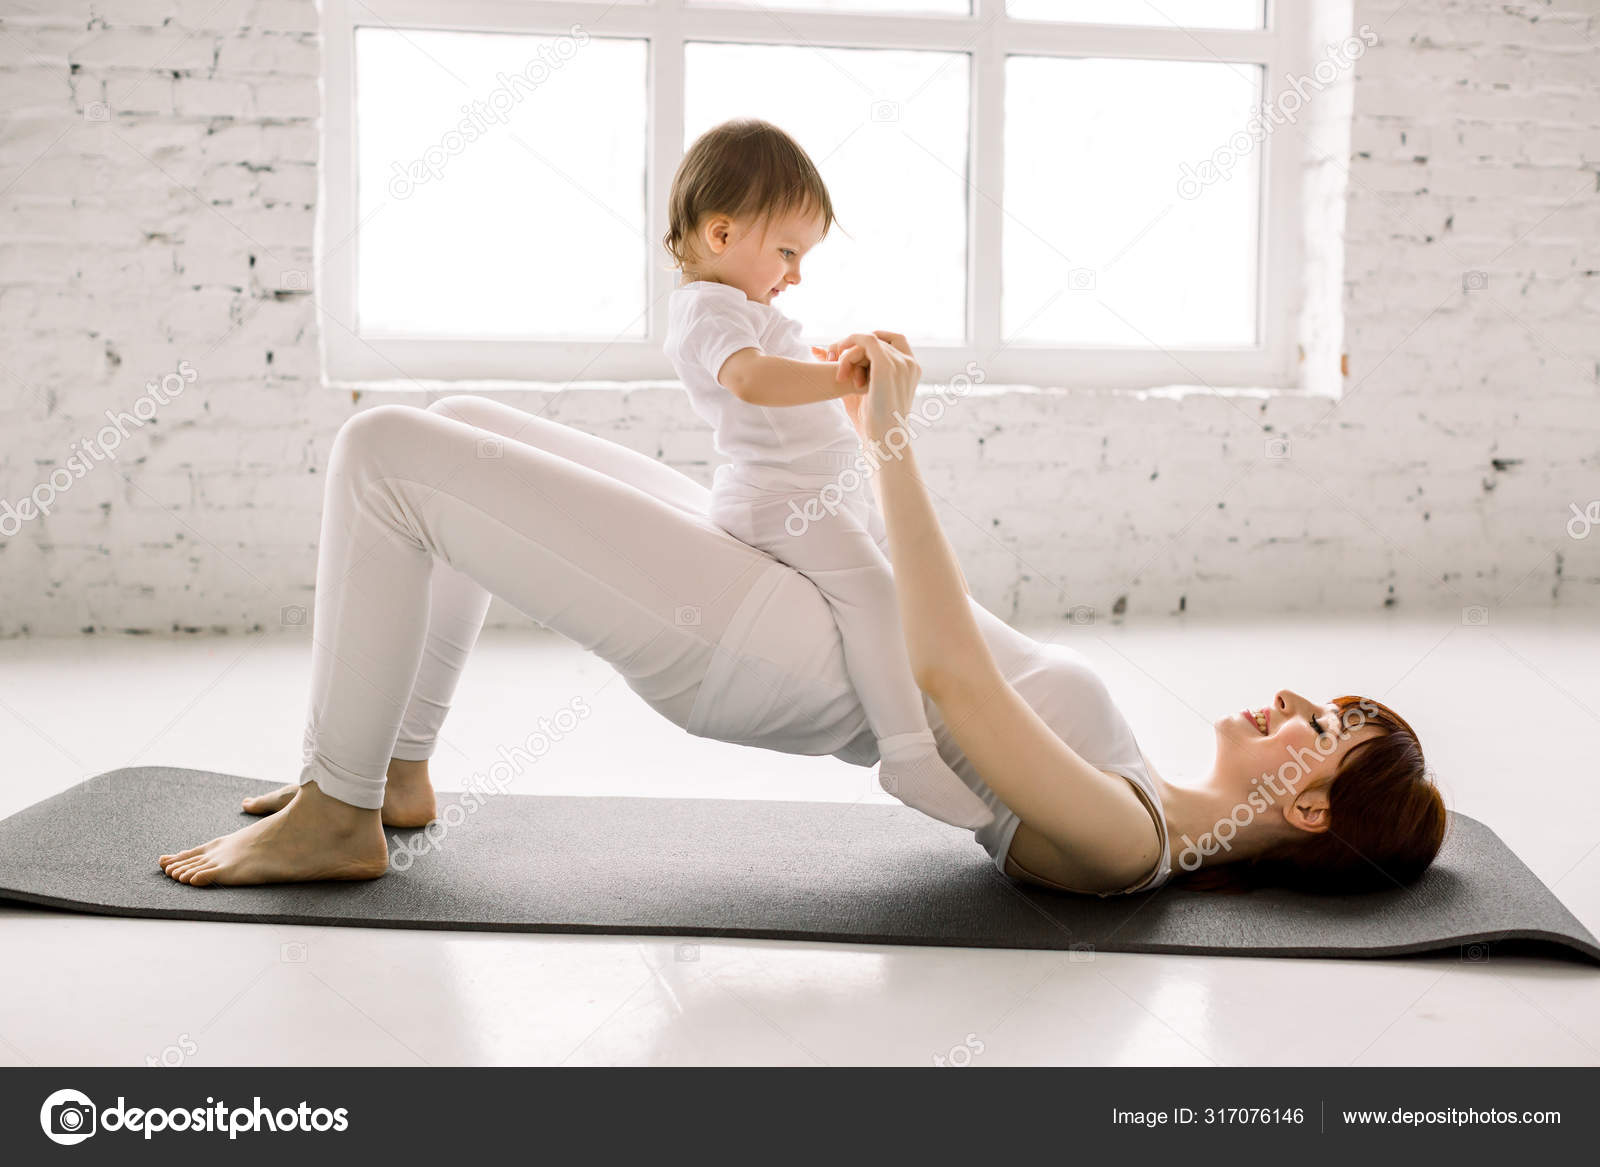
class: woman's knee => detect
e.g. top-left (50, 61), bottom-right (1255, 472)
top-left (331, 403), bottom-right (430, 467)
top-left (336, 402), bottom-right (420, 441)
top-left (425, 394), bottom-right (495, 424)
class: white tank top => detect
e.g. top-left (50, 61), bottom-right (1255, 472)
top-left (957, 648), bottom-right (1174, 897)
top-left (689, 562), bottom-right (1174, 897)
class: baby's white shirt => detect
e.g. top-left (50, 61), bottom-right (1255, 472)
top-left (664, 279), bottom-right (858, 466)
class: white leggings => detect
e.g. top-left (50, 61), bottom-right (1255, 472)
top-left (298, 395), bottom-right (795, 810)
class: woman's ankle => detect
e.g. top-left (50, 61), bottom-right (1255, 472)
top-left (387, 757), bottom-right (430, 784)
top-left (294, 779), bottom-right (383, 824)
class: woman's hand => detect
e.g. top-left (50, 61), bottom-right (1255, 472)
top-left (813, 343), bottom-right (872, 446)
top-left (813, 342), bottom-right (867, 390)
top-left (831, 331), bottom-right (922, 445)
top-left (839, 388), bottom-right (871, 448)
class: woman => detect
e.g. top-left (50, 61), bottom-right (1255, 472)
top-left (157, 333), bottom-right (1446, 895)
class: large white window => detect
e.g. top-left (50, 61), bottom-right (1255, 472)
top-left (320, 1), bottom-right (1313, 389)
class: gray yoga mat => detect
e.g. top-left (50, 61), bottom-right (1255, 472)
top-left (0, 767), bottom-right (1596, 964)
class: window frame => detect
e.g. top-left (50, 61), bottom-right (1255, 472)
top-left (320, 0), bottom-right (1312, 390)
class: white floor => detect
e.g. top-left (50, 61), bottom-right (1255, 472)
top-left (1, 612), bottom-right (1597, 1066)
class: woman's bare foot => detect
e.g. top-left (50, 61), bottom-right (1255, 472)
top-left (159, 779), bottom-right (387, 887)
top-left (241, 758), bottom-right (437, 828)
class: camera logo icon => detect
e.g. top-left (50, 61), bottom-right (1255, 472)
top-left (1567, 500), bottom-right (1600, 540)
top-left (40, 1088), bottom-right (97, 1145)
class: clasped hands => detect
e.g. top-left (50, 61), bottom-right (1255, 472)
top-left (808, 331), bottom-right (922, 448)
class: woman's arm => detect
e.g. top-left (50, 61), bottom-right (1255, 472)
top-left (832, 333), bottom-right (1157, 885)
top-left (837, 384), bottom-right (970, 596)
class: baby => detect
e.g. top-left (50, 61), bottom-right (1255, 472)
top-left (661, 118), bottom-right (992, 831)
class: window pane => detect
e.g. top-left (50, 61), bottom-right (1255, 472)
top-left (685, 43), bottom-right (969, 346)
top-left (1005, 0), bottom-right (1263, 30)
top-left (1003, 56), bottom-right (1261, 348)
top-left (356, 28), bottom-right (647, 339)
top-left (691, 0), bottom-right (969, 13)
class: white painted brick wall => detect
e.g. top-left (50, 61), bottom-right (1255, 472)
top-left (1, 0), bottom-right (1596, 638)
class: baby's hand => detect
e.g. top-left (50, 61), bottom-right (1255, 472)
top-left (813, 343), bottom-right (868, 392)
top-left (819, 339), bottom-right (871, 391)
top-left (837, 347), bottom-right (869, 391)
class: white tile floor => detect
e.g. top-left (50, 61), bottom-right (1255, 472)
top-left (1, 613), bottom-right (1597, 1066)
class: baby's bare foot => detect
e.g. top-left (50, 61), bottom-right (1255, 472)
top-left (242, 759), bottom-right (437, 828)
top-left (160, 780), bottom-right (386, 887)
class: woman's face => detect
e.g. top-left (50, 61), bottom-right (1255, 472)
top-left (698, 206), bottom-right (826, 306)
top-left (1210, 689), bottom-right (1386, 830)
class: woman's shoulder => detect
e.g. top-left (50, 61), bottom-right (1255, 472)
top-left (997, 643), bottom-right (1171, 894)
top-left (1003, 770), bottom-right (1166, 897)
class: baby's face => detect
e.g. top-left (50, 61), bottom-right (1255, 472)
top-left (707, 206), bottom-right (827, 307)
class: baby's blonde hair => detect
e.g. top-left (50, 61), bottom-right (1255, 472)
top-left (663, 118), bottom-right (839, 275)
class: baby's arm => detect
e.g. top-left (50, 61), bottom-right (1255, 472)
top-left (717, 347), bottom-right (862, 409)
